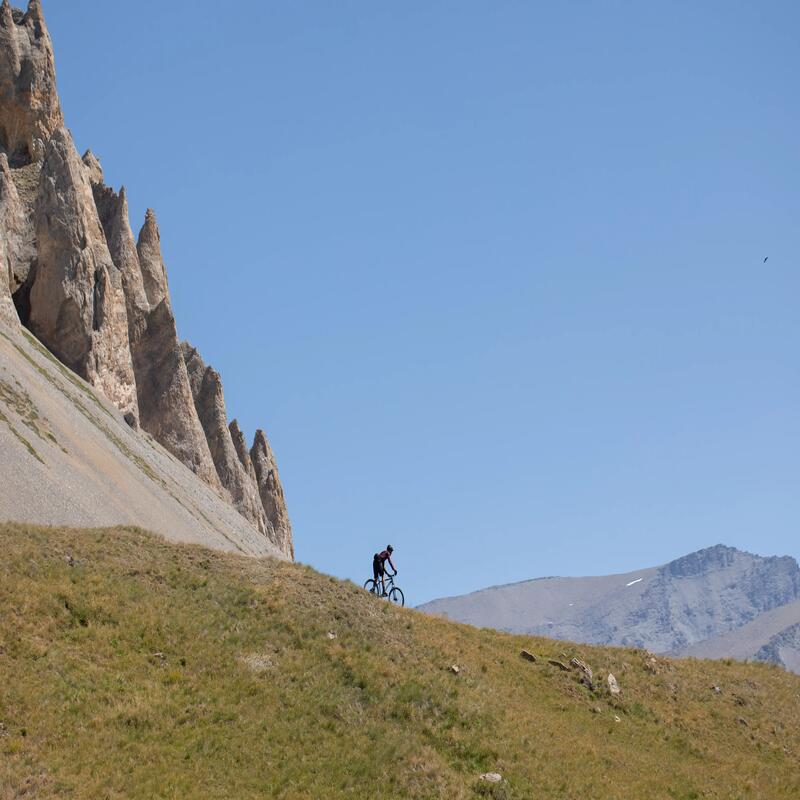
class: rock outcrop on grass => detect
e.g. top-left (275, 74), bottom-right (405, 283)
top-left (0, 1), bottom-right (293, 556)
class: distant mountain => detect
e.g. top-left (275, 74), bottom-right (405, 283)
top-left (683, 599), bottom-right (800, 673)
top-left (419, 545), bottom-right (800, 673)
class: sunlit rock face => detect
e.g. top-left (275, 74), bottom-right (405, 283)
top-left (0, 152), bottom-right (25, 326)
top-left (0, 1), bottom-right (294, 558)
top-left (29, 127), bottom-right (139, 418)
top-left (182, 342), bottom-right (268, 531)
top-left (0, 0), bottom-right (63, 166)
top-left (252, 428), bottom-right (294, 560)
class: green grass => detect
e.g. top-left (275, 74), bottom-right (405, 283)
top-left (1, 524), bottom-right (798, 799)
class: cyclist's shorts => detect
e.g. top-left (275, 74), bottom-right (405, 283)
top-left (373, 555), bottom-right (384, 580)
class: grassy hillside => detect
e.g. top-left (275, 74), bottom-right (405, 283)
top-left (1, 524), bottom-right (799, 799)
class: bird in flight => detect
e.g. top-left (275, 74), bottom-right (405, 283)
top-left (764, 256), bottom-right (769, 263)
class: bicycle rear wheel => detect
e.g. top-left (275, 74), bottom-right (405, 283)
top-left (363, 579), bottom-right (378, 594)
top-left (388, 587), bottom-right (405, 607)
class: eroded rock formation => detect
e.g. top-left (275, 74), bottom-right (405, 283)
top-left (182, 342), bottom-right (268, 532)
top-left (0, 1), bottom-right (293, 556)
top-left (0, 0), bottom-right (62, 165)
top-left (29, 127), bottom-right (138, 416)
top-left (0, 152), bottom-right (24, 325)
top-left (83, 151), bottom-right (213, 478)
top-left (252, 429), bottom-right (294, 559)
top-left (89, 171), bottom-right (220, 487)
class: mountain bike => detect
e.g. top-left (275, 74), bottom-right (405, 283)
top-left (364, 570), bottom-right (405, 607)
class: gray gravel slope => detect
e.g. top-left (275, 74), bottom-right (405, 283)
top-left (0, 323), bottom-right (284, 558)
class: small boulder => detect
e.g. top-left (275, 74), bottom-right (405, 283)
top-left (608, 673), bottom-right (621, 696)
top-left (450, 664), bottom-right (461, 675)
top-left (549, 659), bottom-right (569, 671)
top-left (570, 657), bottom-right (593, 680)
top-left (327, 631), bottom-right (337, 640)
top-left (520, 650), bottom-right (537, 663)
top-left (480, 773), bottom-right (502, 783)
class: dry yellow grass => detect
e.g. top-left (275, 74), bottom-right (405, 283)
top-left (1, 523), bottom-right (798, 799)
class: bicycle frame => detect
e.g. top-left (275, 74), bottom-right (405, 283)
top-left (381, 571), bottom-right (397, 591)
top-left (364, 570), bottom-right (404, 607)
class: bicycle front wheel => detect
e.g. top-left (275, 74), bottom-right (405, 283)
top-left (363, 579), bottom-right (378, 594)
top-left (388, 587), bottom-right (405, 607)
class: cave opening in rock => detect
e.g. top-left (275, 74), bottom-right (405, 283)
top-left (12, 271), bottom-right (33, 327)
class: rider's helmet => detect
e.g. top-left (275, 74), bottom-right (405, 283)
top-left (387, 545), bottom-right (394, 553)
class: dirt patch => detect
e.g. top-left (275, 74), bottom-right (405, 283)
top-left (239, 652), bottom-right (276, 674)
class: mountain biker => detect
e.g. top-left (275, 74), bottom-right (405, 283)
top-left (373, 545), bottom-right (396, 597)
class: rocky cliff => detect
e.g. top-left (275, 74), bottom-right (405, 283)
top-left (0, 0), bottom-right (61, 165)
top-left (0, 151), bottom-right (25, 325)
top-left (0, 1), bottom-right (293, 558)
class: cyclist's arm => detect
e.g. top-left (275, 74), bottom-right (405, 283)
top-left (387, 556), bottom-right (397, 574)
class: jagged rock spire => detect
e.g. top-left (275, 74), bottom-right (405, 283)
top-left (182, 342), bottom-right (268, 533)
top-left (86, 161), bottom-right (221, 490)
top-left (136, 208), bottom-right (170, 308)
top-left (28, 127), bottom-right (138, 416)
top-left (97, 201), bottom-right (221, 487)
top-left (0, 0), bottom-right (63, 164)
top-left (82, 148), bottom-right (104, 185)
top-left (89, 166), bottom-right (150, 340)
top-left (229, 420), bottom-right (257, 476)
top-left (252, 428), bottom-right (294, 559)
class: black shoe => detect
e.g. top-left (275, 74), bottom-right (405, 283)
top-left (381, 591), bottom-right (388, 597)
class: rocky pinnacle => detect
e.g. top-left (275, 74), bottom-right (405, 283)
top-left (29, 127), bottom-right (139, 417)
top-left (182, 342), bottom-right (269, 532)
top-left (0, 0), bottom-right (62, 164)
top-left (252, 428), bottom-right (294, 559)
top-left (0, 1), bottom-right (293, 556)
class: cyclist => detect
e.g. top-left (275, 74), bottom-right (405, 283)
top-left (373, 545), bottom-right (396, 597)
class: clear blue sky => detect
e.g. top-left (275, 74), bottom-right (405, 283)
top-left (44, 0), bottom-right (800, 603)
